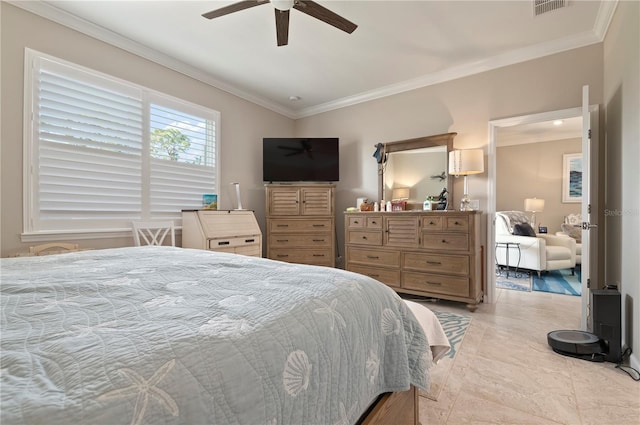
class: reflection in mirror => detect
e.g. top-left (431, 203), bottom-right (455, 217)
top-left (383, 146), bottom-right (448, 205)
top-left (377, 133), bottom-right (456, 210)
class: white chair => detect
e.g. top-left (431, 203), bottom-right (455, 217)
top-left (132, 221), bottom-right (176, 247)
top-left (495, 211), bottom-right (576, 277)
top-left (556, 213), bottom-right (582, 266)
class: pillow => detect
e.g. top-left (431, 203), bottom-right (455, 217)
top-left (513, 223), bottom-right (536, 237)
top-left (561, 223), bottom-right (582, 242)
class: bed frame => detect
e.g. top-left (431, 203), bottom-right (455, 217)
top-left (357, 385), bottom-right (419, 425)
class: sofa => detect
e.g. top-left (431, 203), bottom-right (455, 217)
top-left (495, 211), bottom-right (576, 277)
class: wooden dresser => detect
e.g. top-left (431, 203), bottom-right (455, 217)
top-left (345, 211), bottom-right (482, 311)
top-left (182, 210), bottom-right (262, 257)
top-left (265, 184), bottom-right (335, 267)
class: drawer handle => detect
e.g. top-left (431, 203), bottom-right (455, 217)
top-left (217, 241), bottom-right (230, 246)
top-left (366, 255), bottom-right (379, 259)
top-left (276, 239), bottom-right (289, 242)
top-left (441, 239), bottom-right (449, 244)
top-left (369, 274), bottom-right (380, 278)
top-left (426, 260), bottom-right (442, 265)
top-left (454, 221), bottom-right (463, 226)
top-left (312, 224), bottom-right (325, 227)
top-left (371, 221), bottom-right (377, 224)
top-left (277, 254), bottom-right (289, 258)
top-left (429, 221), bottom-right (435, 225)
top-left (245, 239), bottom-right (255, 243)
top-left (277, 224), bottom-right (289, 227)
top-left (426, 281), bottom-right (442, 286)
top-left (312, 239), bottom-right (325, 242)
top-left (361, 236), bottom-right (368, 240)
top-left (312, 254), bottom-right (325, 257)
top-left (353, 220), bottom-right (359, 224)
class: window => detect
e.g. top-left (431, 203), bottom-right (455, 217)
top-left (24, 49), bottom-right (219, 237)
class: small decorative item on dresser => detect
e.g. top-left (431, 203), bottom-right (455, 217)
top-left (423, 196), bottom-right (437, 210)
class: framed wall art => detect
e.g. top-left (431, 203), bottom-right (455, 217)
top-left (562, 153), bottom-right (582, 203)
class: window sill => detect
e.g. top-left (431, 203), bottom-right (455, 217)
top-left (21, 228), bottom-right (182, 243)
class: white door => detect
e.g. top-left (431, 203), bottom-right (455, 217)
top-left (580, 85), bottom-right (600, 331)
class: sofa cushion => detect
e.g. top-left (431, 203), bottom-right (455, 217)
top-left (547, 245), bottom-right (571, 261)
top-left (561, 223), bottom-right (582, 242)
top-left (513, 223), bottom-right (536, 237)
top-left (497, 211), bottom-right (531, 234)
top-left (565, 213), bottom-right (582, 225)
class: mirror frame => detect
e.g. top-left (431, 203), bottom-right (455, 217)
top-left (377, 132), bottom-right (457, 208)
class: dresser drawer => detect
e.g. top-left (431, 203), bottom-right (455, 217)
top-left (270, 248), bottom-right (333, 266)
top-left (270, 234), bottom-right (331, 248)
top-left (421, 216), bottom-right (443, 231)
top-left (366, 216), bottom-right (383, 229)
top-left (208, 236), bottom-right (260, 250)
top-left (347, 216), bottom-right (365, 229)
top-left (347, 264), bottom-right (400, 288)
top-left (402, 272), bottom-right (469, 297)
top-left (445, 216), bottom-right (469, 232)
top-left (403, 252), bottom-right (469, 275)
top-left (347, 230), bottom-right (383, 246)
top-left (422, 233), bottom-right (468, 251)
top-left (347, 246), bottom-right (400, 267)
top-left (214, 244), bottom-right (261, 257)
top-left (269, 219), bottom-right (332, 233)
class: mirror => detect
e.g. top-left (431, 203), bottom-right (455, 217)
top-left (377, 133), bottom-right (456, 209)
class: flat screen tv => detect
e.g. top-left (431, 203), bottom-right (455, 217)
top-left (263, 138), bottom-right (339, 182)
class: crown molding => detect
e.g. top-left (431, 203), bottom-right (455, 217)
top-left (293, 29), bottom-right (603, 118)
top-left (10, 0), bottom-right (616, 121)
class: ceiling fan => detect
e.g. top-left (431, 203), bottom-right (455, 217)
top-left (202, 0), bottom-right (357, 46)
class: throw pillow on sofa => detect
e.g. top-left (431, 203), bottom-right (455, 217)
top-left (513, 223), bottom-right (536, 237)
top-left (561, 223), bottom-right (582, 242)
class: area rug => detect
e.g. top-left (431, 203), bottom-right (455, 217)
top-left (420, 310), bottom-right (471, 401)
top-left (533, 268), bottom-right (582, 296)
top-left (496, 272), bottom-right (532, 292)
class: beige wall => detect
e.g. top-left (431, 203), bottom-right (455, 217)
top-left (497, 138), bottom-right (582, 234)
top-left (603, 0), bottom-right (640, 369)
top-left (0, 3), bottom-right (294, 256)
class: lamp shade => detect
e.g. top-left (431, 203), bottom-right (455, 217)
top-left (448, 149), bottom-right (484, 176)
top-left (392, 187), bottom-right (410, 200)
top-left (524, 198), bottom-right (545, 212)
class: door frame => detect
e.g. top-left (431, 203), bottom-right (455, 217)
top-left (486, 107), bottom-right (589, 323)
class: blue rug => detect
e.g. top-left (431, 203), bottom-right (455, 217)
top-left (496, 274), bottom-right (531, 292)
top-left (432, 310), bottom-right (471, 358)
top-left (533, 269), bottom-right (581, 296)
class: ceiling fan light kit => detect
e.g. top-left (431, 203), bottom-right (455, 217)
top-left (202, 0), bottom-right (357, 46)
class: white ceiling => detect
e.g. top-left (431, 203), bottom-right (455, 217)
top-left (14, 1), bottom-right (616, 119)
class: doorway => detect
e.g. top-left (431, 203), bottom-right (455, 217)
top-left (486, 107), bottom-right (585, 314)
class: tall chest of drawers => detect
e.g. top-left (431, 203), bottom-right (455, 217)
top-left (266, 184), bottom-right (335, 267)
top-left (345, 211), bottom-right (483, 311)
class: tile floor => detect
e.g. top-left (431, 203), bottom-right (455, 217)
top-left (418, 288), bottom-right (640, 425)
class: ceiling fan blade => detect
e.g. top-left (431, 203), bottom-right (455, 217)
top-left (275, 9), bottom-right (290, 46)
top-left (293, 0), bottom-right (357, 34)
top-left (202, 0), bottom-right (268, 20)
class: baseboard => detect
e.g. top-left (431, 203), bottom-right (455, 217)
top-left (629, 351), bottom-right (640, 372)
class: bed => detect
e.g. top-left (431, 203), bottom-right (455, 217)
top-left (1, 246), bottom-right (441, 425)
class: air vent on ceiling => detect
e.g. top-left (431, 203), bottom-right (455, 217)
top-left (533, 0), bottom-right (568, 16)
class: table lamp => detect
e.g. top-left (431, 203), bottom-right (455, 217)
top-left (448, 149), bottom-right (484, 211)
top-left (524, 197), bottom-right (545, 229)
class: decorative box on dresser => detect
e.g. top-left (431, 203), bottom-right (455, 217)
top-left (345, 211), bottom-right (483, 311)
top-left (182, 210), bottom-right (262, 257)
top-left (265, 184), bottom-right (335, 267)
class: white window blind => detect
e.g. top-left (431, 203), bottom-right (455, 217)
top-left (25, 50), bottom-right (219, 235)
